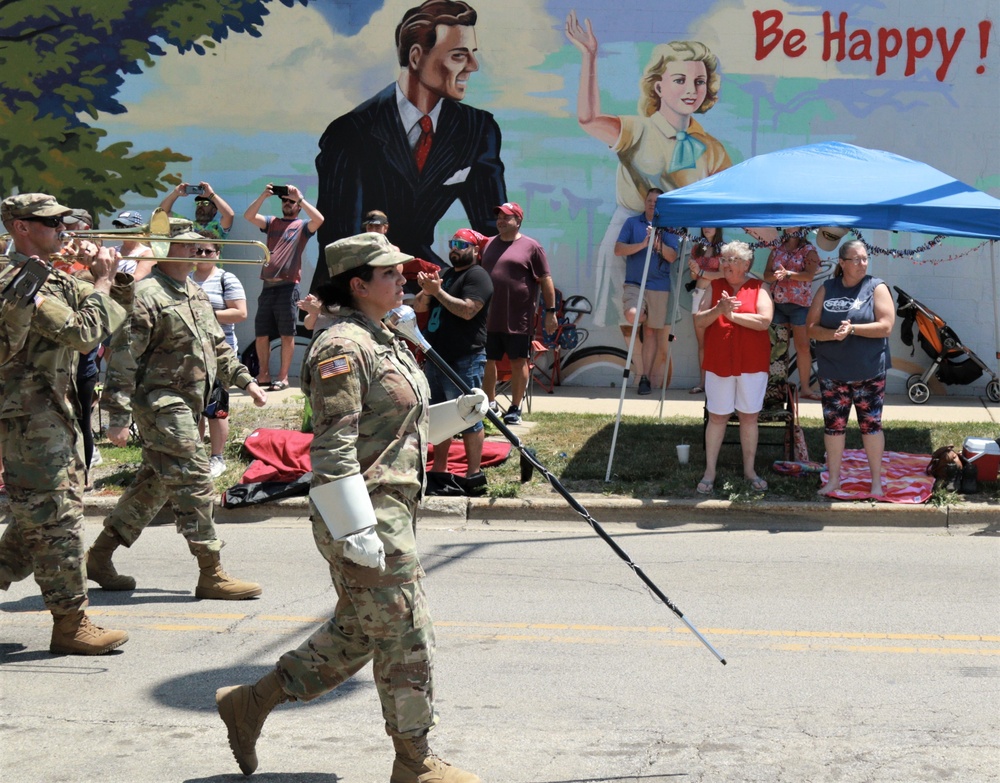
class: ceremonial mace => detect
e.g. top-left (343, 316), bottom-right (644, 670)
top-left (386, 305), bottom-right (727, 665)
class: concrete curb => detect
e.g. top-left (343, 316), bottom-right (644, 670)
top-left (23, 493), bottom-right (994, 533)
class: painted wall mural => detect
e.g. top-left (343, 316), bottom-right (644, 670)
top-left (1, 0), bottom-right (997, 393)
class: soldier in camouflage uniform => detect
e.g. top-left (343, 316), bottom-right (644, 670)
top-left (87, 232), bottom-right (267, 600)
top-left (0, 193), bottom-right (131, 656)
top-left (215, 233), bottom-right (479, 782)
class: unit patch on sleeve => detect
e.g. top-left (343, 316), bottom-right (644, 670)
top-left (318, 354), bottom-right (351, 379)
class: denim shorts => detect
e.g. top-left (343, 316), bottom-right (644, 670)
top-left (424, 352), bottom-right (487, 434)
top-left (771, 301), bottom-right (808, 327)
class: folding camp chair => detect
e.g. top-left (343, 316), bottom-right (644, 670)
top-left (532, 290), bottom-right (592, 393)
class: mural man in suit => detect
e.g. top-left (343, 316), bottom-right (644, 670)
top-left (313, 0), bottom-right (506, 291)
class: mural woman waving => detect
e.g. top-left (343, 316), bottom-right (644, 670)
top-left (565, 12), bottom-right (732, 329)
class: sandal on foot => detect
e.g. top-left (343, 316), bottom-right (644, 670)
top-left (696, 478), bottom-right (714, 495)
top-left (748, 476), bottom-right (768, 492)
top-left (801, 390), bottom-right (822, 401)
top-left (268, 379), bottom-right (290, 392)
top-left (688, 386), bottom-right (705, 394)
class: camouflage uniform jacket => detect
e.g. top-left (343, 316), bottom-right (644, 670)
top-left (0, 252), bottom-right (131, 422)
top-left (303, 306), bottom-right (430, 585)
top-left (102, 266), bottom-right (254, 429)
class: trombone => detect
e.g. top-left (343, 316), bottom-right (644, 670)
top-left (62, 208), bottom-right (270, 265)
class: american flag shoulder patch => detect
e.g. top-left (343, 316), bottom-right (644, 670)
top-left (318, 355), bottom-right (351, 379)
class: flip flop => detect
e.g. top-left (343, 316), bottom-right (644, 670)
top-left (801, 391), bottom-right (822, 401)
top-left (748, 476), bottom-right (768, 492)
top-left (696, 478), bottom-right (714, 495)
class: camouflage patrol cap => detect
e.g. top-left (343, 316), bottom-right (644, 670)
top-left (170, 231), bottom-right (203, 242)
top-left (168, 216), bottom-right (194, 237)
top-left (325, 232), bottom-right (413, 277)
top-left (65, 208), bottom-right (94, 228)
top-left (1, 193), bottom-right (72, 225)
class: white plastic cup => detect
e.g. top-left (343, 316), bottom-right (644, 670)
top-left (676, 444), bottom-right (690, 464)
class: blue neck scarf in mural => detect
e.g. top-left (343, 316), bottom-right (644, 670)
top-left (669, 130), bottom-right (707, 173)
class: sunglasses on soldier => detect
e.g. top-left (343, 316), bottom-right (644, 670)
top-left (22, 215), bottom-right (65, 228)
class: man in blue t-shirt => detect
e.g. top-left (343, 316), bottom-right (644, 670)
top-left (613, 187), bottom-right (679, 395)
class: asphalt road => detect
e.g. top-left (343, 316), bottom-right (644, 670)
top-left (1, 518), bottom-right (998, 783)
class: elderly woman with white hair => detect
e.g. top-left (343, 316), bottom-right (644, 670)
top-left (693, 240), bottom-right (774, 494)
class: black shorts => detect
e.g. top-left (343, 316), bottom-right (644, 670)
top-left (486, 331), bottom-right (531, 361)
top-left (203, 379), bottom-right (230, 420)
top-left (255, 283), bottom-right (299, 338)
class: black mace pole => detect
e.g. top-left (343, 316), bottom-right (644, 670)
top-left (387, 306), bottom-right (727, 665)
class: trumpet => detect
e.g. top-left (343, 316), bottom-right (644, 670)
top-left (62, 208), bottom-right (270, 265)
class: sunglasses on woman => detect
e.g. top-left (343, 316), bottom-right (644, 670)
top-left (193, 248), bottom-right (218, 256)
top-left (448, 239), bottom-right (473, 250)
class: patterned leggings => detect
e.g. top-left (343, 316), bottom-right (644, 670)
top-left (819, 375), bottom-right (886, 436)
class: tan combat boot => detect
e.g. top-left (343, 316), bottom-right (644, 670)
top-left (195, 552), bottom-right (262, 600)
top-left (390, 733), bottom-right (481, 783)
top-left (216, 669), bottom-right (289, 775)
top-left (50, 611), bottom-right (129, 655)
top-left (85, 527), bottom-right (136, 590)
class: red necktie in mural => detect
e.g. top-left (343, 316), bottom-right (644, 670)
top-left (414, 115), bottom-right (433, 173)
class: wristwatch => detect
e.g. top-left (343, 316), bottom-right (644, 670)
top-left (545, 307), bottom-right (558, 313)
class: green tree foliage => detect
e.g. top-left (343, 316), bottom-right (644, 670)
top-left (0, 0), bottom-right (310, 217)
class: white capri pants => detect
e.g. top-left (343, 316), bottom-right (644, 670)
top-left (704, 370), bottom-right (768, 415)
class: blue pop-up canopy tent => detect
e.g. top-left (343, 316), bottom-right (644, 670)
top-left (652, 141), bottom-right (1000, 239)
top-left (605, 142), bottom-right (1000, 480)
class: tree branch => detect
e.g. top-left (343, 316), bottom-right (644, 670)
top-left (0, 23), bottom-right (68, 42)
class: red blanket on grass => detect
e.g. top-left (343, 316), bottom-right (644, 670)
top-left (819, 449), bottom-right (934, 504)
top-left (240, 428), bottom-right (511, 483)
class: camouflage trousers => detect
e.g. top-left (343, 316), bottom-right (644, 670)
top-left (0, 412), bottom-right (88, 614)
top-left (104, 403), bottom-right (221, 555)
top-left (276, 517), bottom-right (437, 738)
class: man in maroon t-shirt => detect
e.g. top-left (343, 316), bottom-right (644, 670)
top-left (243, 184), bottom-right (324, 390)
top-left (480, 202), bottom-right (558, 425)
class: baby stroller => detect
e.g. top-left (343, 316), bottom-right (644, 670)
top-left (894, 286), bottom-right (1000, 404)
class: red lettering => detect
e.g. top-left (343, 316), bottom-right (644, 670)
top-left (754, 9), bottom-right (784, 60)
top-left (937, 26), bottom-right (966, 81)
top-left (876, 27), bottom-right (903, 75)
top-left (848, 30), bottom-right (872, 62)
top-left (823, 11), bottom-right (848, 61)
top-left (785, 28), bottom-right (807, 57)
top-left (904, 27), bottom-right (934, 76)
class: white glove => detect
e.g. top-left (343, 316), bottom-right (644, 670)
top-left (428, 387), bottom-right (490, 443)
top-left (457, 388), bottom-right (489, 421)
top-left (341, 525), bottom-right (386, 571)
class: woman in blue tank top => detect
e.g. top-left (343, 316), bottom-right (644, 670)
top-left (806, 240), bottom-right (895, 497)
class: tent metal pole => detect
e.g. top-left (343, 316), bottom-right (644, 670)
top-left (657, 235), bottom-right (688, 418)
top-left (992, 240), bottom-right (999, 377)
top-left (605, 230), bottom-right (656, 482)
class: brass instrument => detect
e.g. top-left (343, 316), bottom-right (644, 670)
top-left (62, 208), bottom-right (270, 265)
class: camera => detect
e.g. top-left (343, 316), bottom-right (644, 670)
top-left (183, 184), bottom-right (205, 196)
top-left (272, 185), bottom-right (290, 197)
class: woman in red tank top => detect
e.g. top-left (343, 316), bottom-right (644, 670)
top-left (692, 241), bottom-right (773, 495)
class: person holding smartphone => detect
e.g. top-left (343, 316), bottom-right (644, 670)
top-left (243, 183), bottom-right (325, 391)
top-left (159, 180), bottom-right (236, 238)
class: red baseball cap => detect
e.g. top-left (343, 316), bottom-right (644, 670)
top-left (494, 202), bottom-right (523, 221)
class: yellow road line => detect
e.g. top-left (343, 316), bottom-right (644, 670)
top-left (5, 612), bottom-right (998, 655)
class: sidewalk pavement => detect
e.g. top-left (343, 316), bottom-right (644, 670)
top-left (245, 377), bottom-right (1000, 424)
top-left (221, 380), bottom-right (999, 533)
